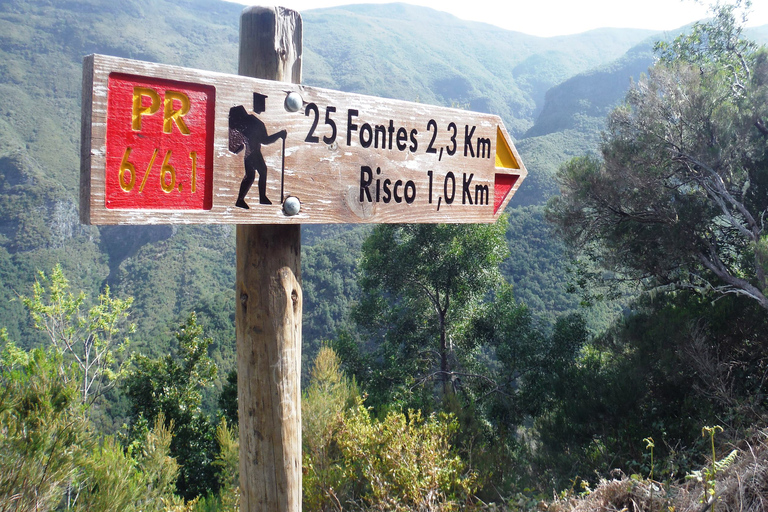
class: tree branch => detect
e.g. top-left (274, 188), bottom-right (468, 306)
top-left (410, 370), bottom-right (510, 396)
top-left (755, 118), bottom-right (768, 137)
top-left (678, 153), bottom-right (759, 239)
top-left (697, 250), bottom-right (768, 309)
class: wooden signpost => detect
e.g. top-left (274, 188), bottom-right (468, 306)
top-left (80, 5), bottom-right (527, 511)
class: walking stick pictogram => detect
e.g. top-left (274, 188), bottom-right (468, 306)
top-left (280, 136), bottom-right (286, 203)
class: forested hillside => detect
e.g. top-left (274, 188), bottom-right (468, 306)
top-left (5, 0), bottom-right (768, 508)
top-left (0, 0), bottom-right (659, 381)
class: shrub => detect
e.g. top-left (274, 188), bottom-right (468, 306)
top-left (302, 346), bottom-right (360, 510)
top-left (0, 346), bottom-right (90, 511)
top-left (75, 416), bottom-right (180, 512)
top-left (338, 403), bottom-right (477, 511)
top-left (302, 346), bottom-right (476, 511)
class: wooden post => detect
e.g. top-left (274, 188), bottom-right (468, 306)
top-left (236, 6), bottom-right (303, 512)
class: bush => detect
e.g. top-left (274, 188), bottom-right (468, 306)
top-left (302, 346), bottom-right (476, 511)
top-left (0, 346), bottom-right (91, 511)
top-left (302, 346), bottom-right (360, 510)
top-left (338, 403), bottom-right (478, 511)
top-left (0, 342), bottom-right (182, 512)
top-left (75, 416), bottom-right (181, 512)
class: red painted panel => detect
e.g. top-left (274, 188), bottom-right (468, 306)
top-left (105, 74), bottom-right (215, 210)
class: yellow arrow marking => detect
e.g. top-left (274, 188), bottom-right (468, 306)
top-left (495, 126), bottom-right (519, 169)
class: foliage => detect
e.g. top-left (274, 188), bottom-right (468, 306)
top-left (467, 287), bottom-right (590, 493)
top-left (217, 369), bottom-right (238, 427)
top-left (301, 346), bottom-right (475, 511)
top-left (74, 416), bottom-right (182, 512)
top-left (655, 0), bottom-right (757, 90)
top-left (0, 341), bottom-right (182, 512)
top-left (343, 220), bottom-right (597, 497)
top-left (302, 346), bottom-right (360, 510)
top-left (503, 207), bottom-right (577, 314)
top-left (685, 426), bottom-right (738, 511)
top-left (548, 6), bottom-right (768, 310)
top-left (21, 264), bottom-right (134, 404)
top-left (351, 220), bottom-right (509, 407)
top-left (122, 312), bottom-right (219, 500)
top-left (525, 285), bottom-right (768, 492)
top-left (301, 227), bottom-right (366, 374)
top-left (0, 345), bottom-right (90, 512)
top-left (471, 284), bottom-right (589, 419)
top-left (337, 403), bottom-right (477, 511)
top-left (212, 418), bottom-right (240, 512)
top-left (536, 5), bottom-right (768, 492)
top-left (643, 437), bottom-right (655, 481)
top-left (108, 225), bottom-right (237, 370)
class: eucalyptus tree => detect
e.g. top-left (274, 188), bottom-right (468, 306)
top-left (21, 264), bottom-right (134, 405)
top-left (548, 2), bottom-right (768, 309)
top-left (351, 220), bottom-right (509, 405)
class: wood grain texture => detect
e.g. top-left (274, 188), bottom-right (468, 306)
top-left (235, 6), bottom-right (303, 512)
top-left (80, 52), bottom-right (526, 225)
top-left (236, 225), bottom-right (302, 512)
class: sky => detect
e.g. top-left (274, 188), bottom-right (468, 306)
top-left (228, 0), bottom-right (768, 37)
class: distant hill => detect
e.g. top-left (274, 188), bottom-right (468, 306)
top-left (509, 40), bottom-right (657, 207)
top-left (525, 42), bottom-right (655, 139)
top-left (515, 24), bottom-right (768, 204)
top-left (303, 3), bottom-right (656, 136)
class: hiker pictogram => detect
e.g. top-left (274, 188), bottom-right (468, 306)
top-left (229, 93), bottom-right (287, 208)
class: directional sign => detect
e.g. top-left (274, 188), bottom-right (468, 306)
top-left (81, 54), bottom-right (526, 225)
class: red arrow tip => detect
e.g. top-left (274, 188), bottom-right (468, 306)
top-left (494, 174), bottom-right (519, 215)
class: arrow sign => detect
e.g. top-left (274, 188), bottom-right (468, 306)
top-left (81, 54), bottom-right (526, 225)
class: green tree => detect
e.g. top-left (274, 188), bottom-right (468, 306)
top-left (471, 284), bottom-right (589, 419)
top-left (655, 0), bottom-right (757, 92)
top-left (122, 312), bottom-right (219, 500)
top-left (21, 264), bottom-right (134, 405)
top-left (350, 221), bottom-right (509, 405)
top-left (547, 3), bottom-right (768, 309)
top-left (542, 4), bottom-right (768, 490)
top-left (218, 369), bottom-right (238, 428)
top-left (466, 285), bottom-right (590, 492)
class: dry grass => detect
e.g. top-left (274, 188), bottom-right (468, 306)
top-left (540, 429), bottom-right (768, 512)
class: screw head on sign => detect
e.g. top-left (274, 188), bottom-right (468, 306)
top-left (283, 196), bottom-right (301, 216)
top-left (284, 92), bottom-right (303, 112)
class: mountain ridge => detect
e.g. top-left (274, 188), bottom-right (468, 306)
top-left (302, 3), bottom-right (658, 135)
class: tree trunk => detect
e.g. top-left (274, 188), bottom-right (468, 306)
top-left (439, 310), bottom-right (451, 396)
